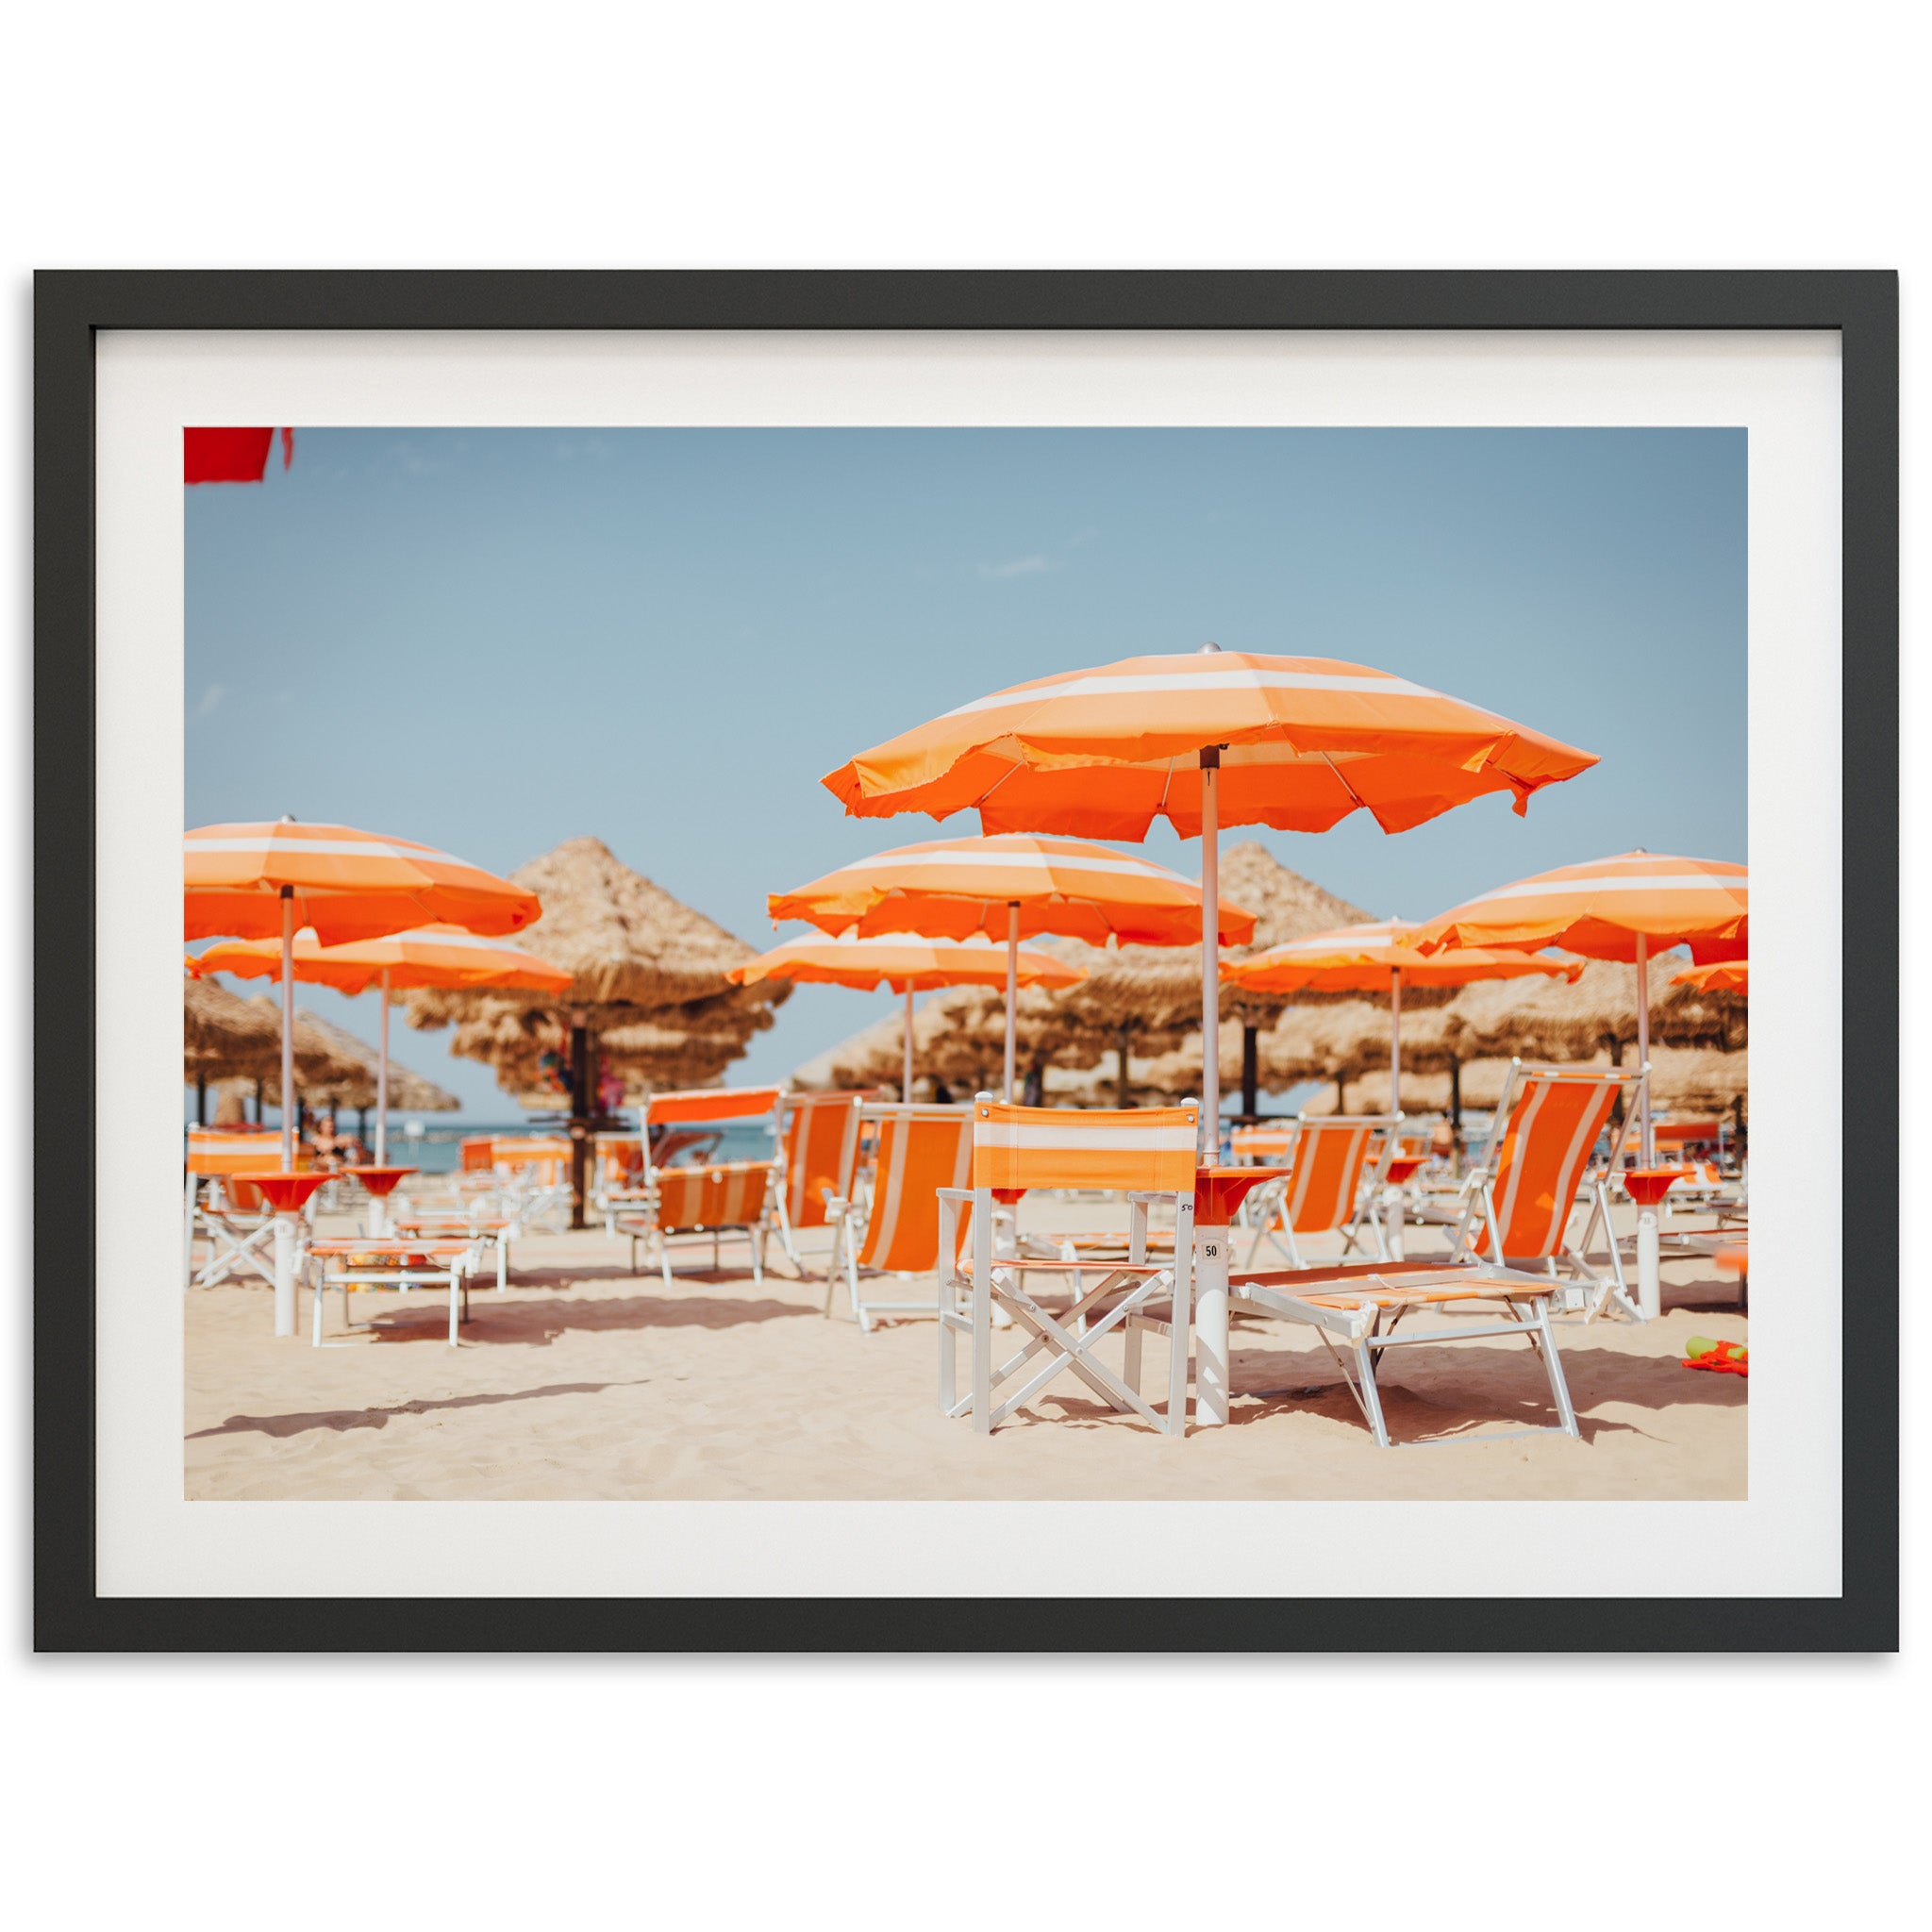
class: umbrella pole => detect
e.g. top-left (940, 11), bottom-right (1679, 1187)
top-left (1199, 747), bottom-right (1221, 1151)
top-left (278, 887), bottom-right (295, 1172)
top-left (375, 967), bottom-right (391, 1168)
top-left (1390, 968), bottom-right (1403, 1103)
top-left (1636, 935), bottom-right (1653, 1165)
top-left (903, 985), bottom-right (915, 1101)
top-left (1193, 743), bottom-right (1228, 1430)
top-left (1003, 901), bottom-right (1019, 1102)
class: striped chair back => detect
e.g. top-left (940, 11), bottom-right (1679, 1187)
top-left (459, 1137), bottom-right (496, 1173)
top-left (1480, 1066), bottom-right (1632, 1259)
top-left (654, 1161), bottom-right (774, 1234)
top-left (1229, 1124), bottom-right (1297, 1166)
top-left (779, 1091), bottom-right (867, 1231)
top-left (186, 1126), bottom-right (289, 1175)
top-left (593, 1134), bottom-right (642, 1192)
top-left (857, 1106), bottom-right (974, 1272)
top-left (641, 1085), bottom-right (783, 1128)
top-left (491, 1136), bottom-right (572, 1185)
top-left (1281, 1116), bottom-right (1390, 1233)
top-left (971, 1101), bottom-right (1200, 1194)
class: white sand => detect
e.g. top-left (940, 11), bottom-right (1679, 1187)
top-left (185, 1199), bottom-right (1746, 1501)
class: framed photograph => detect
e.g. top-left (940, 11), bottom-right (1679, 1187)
top-left (35, 271), bottom-right (1896, 1651)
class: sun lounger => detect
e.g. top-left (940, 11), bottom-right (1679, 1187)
top-left (305, 1236), bottom-right (481, 1346)
top-left (183, 1127), bottom-right (308, 1291)
top-left (1240, 1113), bottom-right (1399, 1269)
top-left (939, 1099), bottom-right (1201, 1435)
top-left (613, 1086), bottom-right (782, 1287)
top-left (826, 1103), bottom-right (974, 1331)
top-left (1452, 1059), bottom-right (1647, 1322)
top-left (773, 1090), bottom-right (870, 1275)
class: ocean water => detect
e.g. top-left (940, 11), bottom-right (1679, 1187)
top-left (384, 1117), bottom-right (781, 1174)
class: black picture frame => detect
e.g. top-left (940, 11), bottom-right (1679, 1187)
top-left (34, 270), bottom-right (1898, 1653)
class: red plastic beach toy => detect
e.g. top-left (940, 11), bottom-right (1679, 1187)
top-left (1683, 1336), bottom-right (1748, 1377)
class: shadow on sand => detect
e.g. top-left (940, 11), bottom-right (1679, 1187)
top-left (358, 1286), bottom-right (815, 1347)
top-left (187, 1378), bottom-right (646, 1441)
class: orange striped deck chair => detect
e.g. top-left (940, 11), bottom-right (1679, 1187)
top-left (1454, 1059), bottom-right (1645, 1322)
top-left (183, 1127), bottom-right (307, 1291)
top-left (487, 1134), bottom-right (574, 1233)
top-left (774, 1090), bottom-right (869, 1274)
top-left (616, 1086), bottom-right (782, 1286)
top-left (1242, 1114), bottom-right (1398, 1269)
top-left (939, 1098), bottom-right (1200, 1436)
top-left (591, 1132), bottom-right (644, 1235)
top-left (825, 1104), bottom-right (974, 1331)
top-left (1229, 1123), bottom-right (1298, 1166)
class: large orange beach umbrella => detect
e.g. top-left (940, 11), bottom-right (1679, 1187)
top-left (194, 924), bottom-right (571, 1163)
top-left (1673, 958), bottom-right (1748, 994)
top-left (1221, 919), bottom-right (1583, 1091)
top-left (1412, 850), bottom-right (1747, 1162)
top-left (729, 930), bottom-right (1086, 1098)
top-left (769, 833), bottom-right (1250, 1099)
top-left (824, 646), bottom-right (1597, 1136)
top-left (184, 819), bottom-right (541, 1173)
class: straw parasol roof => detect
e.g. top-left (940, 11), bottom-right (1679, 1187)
top-left (402, 835), bottom-right (790, 1029)
top-left (1298, 1046), bottom-right (1747, 1122)
top-left (245, 1003), bottom-right (459, 1111)
top-left (1037, 842), bottom-right (1374, 1035)
top-left (402, 837), bottom-right (790, 1100)
top-left (185, 979), bottom-right (363, 1088)
top-left (1441, 957), bottom-right (1746, 1061)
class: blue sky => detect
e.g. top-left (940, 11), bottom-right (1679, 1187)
top-left (186, 426), bottom-right (1746, 1120)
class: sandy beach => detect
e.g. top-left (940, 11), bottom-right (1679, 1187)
top-left (185, 1198), bottom-right (1746, 1501)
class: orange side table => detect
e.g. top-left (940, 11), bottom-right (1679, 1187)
top-left (1191, 1166), bottom-right (1291, 1427)
top-left (250, 1172), bottom-right (330, 1337)
top-left (1624, 1167), bottom-right (1688, 1319)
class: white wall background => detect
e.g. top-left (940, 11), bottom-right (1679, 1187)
top-left (3, 5), bottom-right (1920, 1928)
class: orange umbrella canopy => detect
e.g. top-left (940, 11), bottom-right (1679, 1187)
top-left (823, 650), bottom-right (1599, 839)
top-left (1222, 920), bottom-right (1585, 994)
top-left (184, 821), bottom-right (541, 943)
top-left (1411, 851), bottom-right (1747, 962)
top-left (1674, 958), bottom-right (1748, 993)
top-left (728, 930), bottom-right (1087, 995)
top-left (193, 924), bottom-right (575, 996)
top-left (768, 833), bottom-right (1254, 946)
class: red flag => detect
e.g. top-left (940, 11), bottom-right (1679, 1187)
top-left (184, 428), bottom-right (275, 484)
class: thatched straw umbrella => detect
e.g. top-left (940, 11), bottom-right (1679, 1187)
top-left (402, 837), bottom-right (790, 1222)
top-left (185, 977), bottom-right (356, 1124)
top-left (1035, 842), bottom-right (1374, 1113)
top-left (1441, 957), bottom-right (1746, 1063)
top-left (247, 1004), bottom-right (458, 1116)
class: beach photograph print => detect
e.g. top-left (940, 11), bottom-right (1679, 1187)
top-left (181, 425), bottom-right (1749, 1502)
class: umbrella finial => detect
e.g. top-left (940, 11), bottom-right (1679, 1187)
top-left (1197, 641), bottom-right (1222, 654)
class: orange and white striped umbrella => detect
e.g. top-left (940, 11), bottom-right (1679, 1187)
top-left (1412, 851), bottom-right (1747, 1166)
top-left (768, 834), bottom-right (1254, 946)
top-left (185, 820), bottom-right (540, 1192)
top-left (192, 924), bottom-right (570, 1169)
top-left (1409, 852), bottom-right (1747, 963)
top-left (730, 932), bottom-right (1085, 1101)
top-left (823, 650), bottom-right (1597, 841)
top-left (193, 924), bottom-right (572, 996)
top-left (1221, 920), bottom-right (1584, 995)
top-left (184, 820), bottom-right (541, 945)
top-left (729, 930), bottom-right (1086, 995)
top-left (1220, 920), bottom-right (1581, 1091)
top-left (824, 645), bottom-right (1596, 1141)
top-left (1674, 958), bottom-right (1748, 994)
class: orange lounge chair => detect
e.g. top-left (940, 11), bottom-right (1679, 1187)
top-left (773, 1090), bottom-right (870, 1275)
top-left (826, 1103), bottom-right (974, 1332)
top-left (1241, 1113), bottom-right (1398, 1268)
top-left (939, 1099), bottom-right (1201, 1434)
top-left (183, 1126), bottom-right (308, 1291)
top-left (1453, 1059), bottom-right (1647, 1322)
top-left (614, 1086), bottom-right (782, 1286)
top-left (305, 1236), bottom-right (482, 1347)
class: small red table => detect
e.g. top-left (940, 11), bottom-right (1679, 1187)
top-left (248, 1172), bottom-right (329, 1339)
top-left (250, 1172), bottom-right (330, 1215)
top-left (344, 1164), bottom-right (417, 1235)
top-left (1191, 1168), bottom-right (1291, 1427)
top-left (1624, 1169), bottom-right (1688, 1319)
